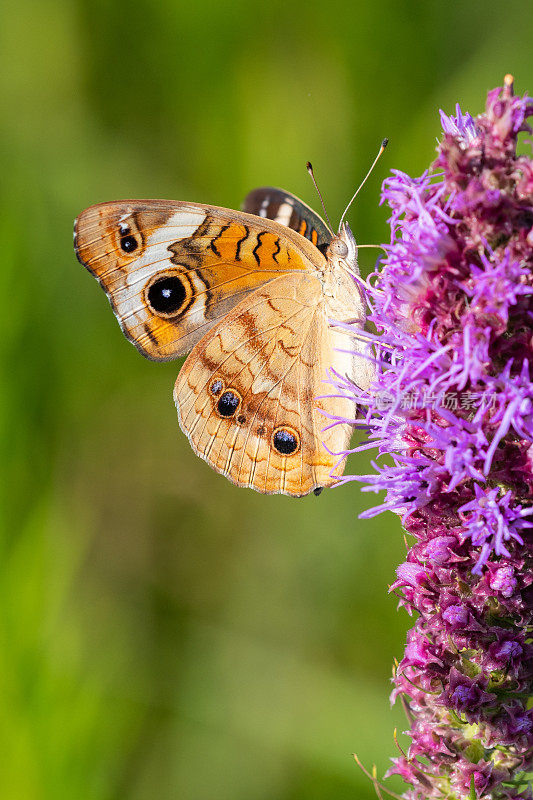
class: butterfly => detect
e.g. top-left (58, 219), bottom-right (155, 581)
top-left (74, 183), bottom-right (376, 497)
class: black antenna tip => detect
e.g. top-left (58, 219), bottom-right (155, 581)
top-left (381, 138), bottom-right (389, 148)
top-left (306, 161), bottom-right (313, 172)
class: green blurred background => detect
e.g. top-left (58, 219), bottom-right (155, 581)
top-left (1, 1), bottom-right (531, 798)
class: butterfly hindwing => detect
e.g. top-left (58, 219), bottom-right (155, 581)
top-left (173, 272), bottom-right (354, 496)
top-left (242, 187), bottom-right (331, 250)
top-left (74, 200), bottom-right (326, 361)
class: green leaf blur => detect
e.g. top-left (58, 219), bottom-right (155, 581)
top-left (1, 1), bottom-right (530, 798)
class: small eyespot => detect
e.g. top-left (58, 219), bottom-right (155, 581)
top-left (272, 426), bottom-right (300, 455)
top-left (118, 225), bottom-right (138, 253)
top-left (210, 380), bottom-right (223, 396)
top-left (236, 414), bottom-right (246, 425)
top-left (120, 234), bottom-right (138, 253)
top-left (217, 390), bottom-right (241, 418)
top-left (147, 276), bottom-right (187, 315)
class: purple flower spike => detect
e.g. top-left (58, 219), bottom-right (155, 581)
top-left (331, 77), bottom-right (533, 799)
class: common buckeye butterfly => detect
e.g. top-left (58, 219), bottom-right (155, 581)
top-left (74, 177), bottom-right (378, 497)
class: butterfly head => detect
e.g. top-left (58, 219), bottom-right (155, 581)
top-left (326, 222), bottom-right (358, 275)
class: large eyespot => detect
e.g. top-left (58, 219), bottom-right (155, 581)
top-left (272, 426), bottom-right (300, 455)
top-left (147, 276), bottom-right (187, 316)
top-left (217, 390), bottom-right (241, 418)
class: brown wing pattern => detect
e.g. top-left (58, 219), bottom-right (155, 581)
top-left (173, 273), bottom-right (354, 496)
top-left (74, 200), bottom-right (325, 360)
top-left (242, 186), bottom-right (332, 249)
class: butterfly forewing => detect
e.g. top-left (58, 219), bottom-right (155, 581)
top-left (74, 200), bottom-right (325, 361)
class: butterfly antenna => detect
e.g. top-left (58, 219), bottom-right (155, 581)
top-left (306, 161), bottom-right (334, 234)
top-left (338, 138), bottom-right (388, 231)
